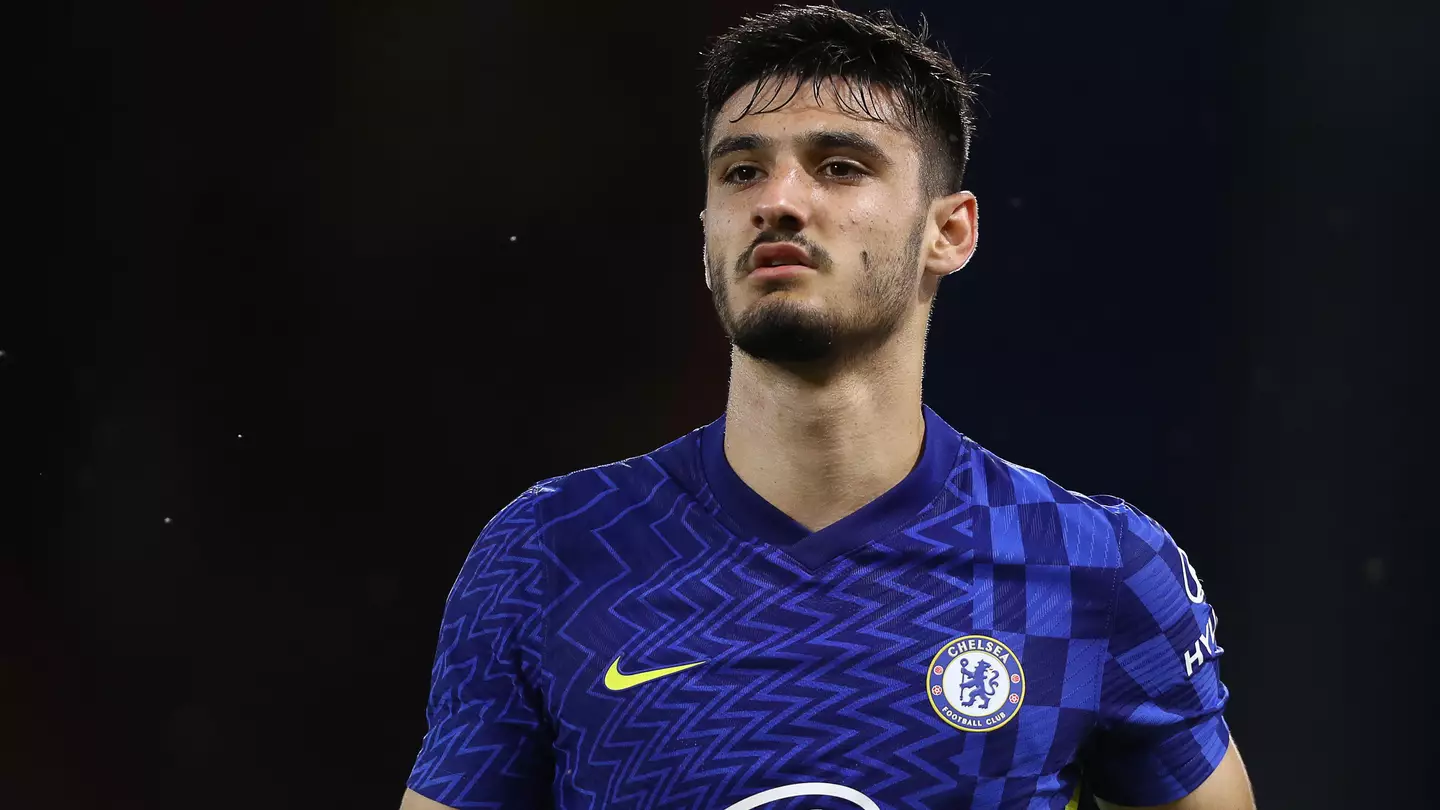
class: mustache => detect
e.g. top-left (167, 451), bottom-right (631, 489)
top-left (735, 232), bottom-right (832, 276)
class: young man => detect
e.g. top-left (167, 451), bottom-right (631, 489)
top-left (400, 7), bottom-right (1253, 809)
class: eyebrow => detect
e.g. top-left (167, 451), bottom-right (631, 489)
top-left (707, 130), bottom-right (894, 168)
top-left (708, 133), bottom-right (775, 165)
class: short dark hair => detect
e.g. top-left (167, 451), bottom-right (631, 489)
top-left (700, 4), bottom-right (980, 200)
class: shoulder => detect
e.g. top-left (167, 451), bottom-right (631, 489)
top-left (966, 439), bottom-right (1159, 571)
top-left (966, 438), bottom-right (1213, 642)
top-left (495, 424), bottom-right (711, 541)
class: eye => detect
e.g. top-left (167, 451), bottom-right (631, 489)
top-left (821, 160), bottom-right (867, 180)
top-left (721, 164), bottom-right (761, 185)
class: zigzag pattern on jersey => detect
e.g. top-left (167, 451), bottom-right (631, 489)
top-left (886, 448), bottom-right (979, 806)
top-left (544, 451), bottom-right (984, 809)
top-left (408, 481), bottom-right (560, 797)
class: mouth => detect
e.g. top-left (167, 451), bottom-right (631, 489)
top-left (747, 264), bottom-right (814, 282)
top-left (749, 243), bottom-right (815, 274)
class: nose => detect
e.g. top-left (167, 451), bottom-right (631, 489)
top-left (750, 164), bottom-right (811, 233)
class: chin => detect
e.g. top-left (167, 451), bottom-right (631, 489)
top-left (736, 290), bottom-right (822, 321)
top-left (727, 294), bottom-right (840, 362)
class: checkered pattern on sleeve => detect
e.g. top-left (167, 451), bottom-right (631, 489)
top-left (1081, 500), bottom-right (1231, 807)
top-left (406, 482), bottom-right (559, 809)
top-left (970, 455), bottom-right (1124, 809)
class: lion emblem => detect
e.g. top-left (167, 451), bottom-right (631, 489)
top-left (956, 657), bottom-right (1001, 709)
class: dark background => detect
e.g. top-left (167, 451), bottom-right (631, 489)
top-left (10, 0), bottom-right (1437, 807)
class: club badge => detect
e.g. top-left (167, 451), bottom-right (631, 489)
top-left (926, 634), bottom-right (1025, 733)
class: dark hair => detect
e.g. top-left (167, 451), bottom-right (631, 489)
top-left (700, 4), bottom-right (980, 200)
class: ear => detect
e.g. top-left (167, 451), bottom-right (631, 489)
top-left (922, 191), bottom-right (978, 279)
top-left (700, 210), bottom-right (712, 290)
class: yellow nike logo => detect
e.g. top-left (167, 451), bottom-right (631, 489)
top-left (603, 655), bottom-right (706, 691)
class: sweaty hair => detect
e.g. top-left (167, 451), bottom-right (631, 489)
top-left (700, 4), bottom-right (980, 200)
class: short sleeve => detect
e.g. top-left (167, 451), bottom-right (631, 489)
top-left (406, 485), bottom-right (556, 808)
top-left (1083, 500), bottom-right (1231, 806)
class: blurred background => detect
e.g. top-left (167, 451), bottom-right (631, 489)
top-left (9, 0), bottom-right (1437, 806)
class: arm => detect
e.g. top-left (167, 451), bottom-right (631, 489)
top-left (399, 787), bottom-right (460, 810)
top-left (400, 484), bottom-right (558, 809)
top-left (1083, 499), bottom-right (1253, 807)
top-left (1095, 738), bottom-right (1255, 810)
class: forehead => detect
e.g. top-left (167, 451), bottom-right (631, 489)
top-left (709, 76), bottom-right (919, 154)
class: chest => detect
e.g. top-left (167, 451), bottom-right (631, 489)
top-left (537, 515), bottom-right (1111, 809)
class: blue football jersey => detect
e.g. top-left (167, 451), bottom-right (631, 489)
top-left (406, 406), bottom-right (1230, 809)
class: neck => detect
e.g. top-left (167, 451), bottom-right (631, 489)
top-left (722, 327), bottom-right (927, 532)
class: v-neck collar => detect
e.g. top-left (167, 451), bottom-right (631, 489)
top-left (699, 405), bottom-right (965, 571)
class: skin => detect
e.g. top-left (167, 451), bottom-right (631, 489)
top-left (1096, 741), bottom-right (1256, 809)
top-left (702, 76), bottom-right (975, 534)
top-left (398, 75), bottom-right (1254, 810)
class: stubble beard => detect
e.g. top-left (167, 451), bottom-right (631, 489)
top-left (708, 217), bottom-right (927, 368)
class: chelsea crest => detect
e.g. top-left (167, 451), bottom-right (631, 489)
top-left (926, 634), bottom-right (1026, 732)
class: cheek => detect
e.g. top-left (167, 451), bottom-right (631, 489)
top-left (856, 213), bottom-right (913, 255)
top-left (705, 215), bottom-right (746, 252)
top-left (833, 192), bottom-right (903, 239)
top-left (834, 216), bottom-right (893, 256)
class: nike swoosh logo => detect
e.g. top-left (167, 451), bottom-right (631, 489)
top-left (603, 655), bottom-right (706, 691)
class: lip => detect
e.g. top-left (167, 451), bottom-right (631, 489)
top-left (750, 243), bottom-right (814, 273)
top-left (748, 264), bottom-right (814, 281)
